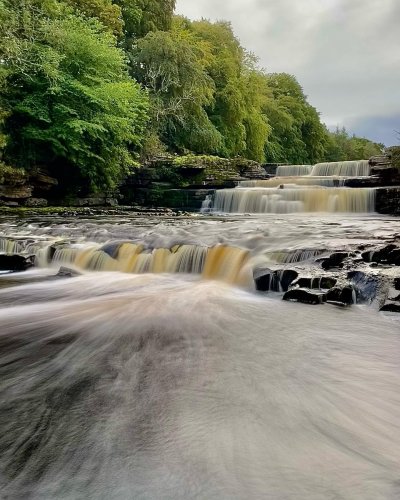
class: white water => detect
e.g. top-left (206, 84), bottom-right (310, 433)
top-left (275, 164), bottom-right (312, 176)
top-left (310, 160), bottom-right (371, 177)
top-left (1, 213), bottom-right (400, 499)
top-left (0, 272), bottom-right (399, 499)
top-left (210, 159), bottom-right (375, 214)
top-left (214, 187), bottom-right (376, 213)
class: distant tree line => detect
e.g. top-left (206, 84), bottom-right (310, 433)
top-left (0, 0), bottom-right (384, 191)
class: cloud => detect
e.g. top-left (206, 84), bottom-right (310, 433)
top-left (176, 0), bottom-right (400, 145)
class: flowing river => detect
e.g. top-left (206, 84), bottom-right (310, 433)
top-left (1, 161), bottom-right (400, 499)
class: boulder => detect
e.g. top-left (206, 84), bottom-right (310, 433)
top-left (56, 267), bottom-right (82, 278)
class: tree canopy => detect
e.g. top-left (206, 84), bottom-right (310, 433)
top-left (0, 0), bottom-right (384, 192)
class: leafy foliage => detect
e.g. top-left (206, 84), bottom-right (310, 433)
top-left (0, 0), bottom-right (384, 196)
top-left (0, 2), bottom-right (148, 189)
top-left (324, 127), bottom-right (383, 161)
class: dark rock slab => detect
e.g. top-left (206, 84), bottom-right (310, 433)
top-left (283, 288), bottom-right (327, 305)
top-left (0, 254), bottom-right (34, 272)
top-left (254, 268), bottom-right (298, 292)
top-left (319, 252), bottom-right (351, 270)
top-left (326, 285), bottom-right (355, 306)
top-left (363, 244), bottom-right (400, 265)
top-left (380, 302), bottom-right (400, 313)
top-left (294, 276), bottom-right (337, 289)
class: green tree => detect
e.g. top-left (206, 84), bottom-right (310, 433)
top-left (66, 0), bottom-right (123, 35)
top-left (132, 20), bottom-right (222, 155)
top-left (263, 73), bottom-right (328, 164)
top-left (0, 1), bottom-right (149, 190)
top-left (114, 0), bottom-right (175, 41)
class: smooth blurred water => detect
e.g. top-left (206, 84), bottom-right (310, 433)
top-left (0, 213), bottom-right (400, 499)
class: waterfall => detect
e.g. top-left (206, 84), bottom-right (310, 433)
top-left (38, 242), bottom-right (250, 285)
top-left (213, 187), bottom-right (376, 213)
top-left (240, 177), bottom-right (347, 188)
top-left (200, 194), bottom-right (213, 213)
top-left (310, 160), bottom-right (370, 177)
top-left (0, 238), bottom-right (22, 254)
top-left (275, 165), bottom-right (312, 176)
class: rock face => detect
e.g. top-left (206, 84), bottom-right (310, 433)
top-left (0, 254), bottom-right (34, 272)
top-left (375, 188), bottom-right (400, 215)
top-left (254, 268), bottom-right (298, 292)
top-left (0, 166), bottom-right (58, 207)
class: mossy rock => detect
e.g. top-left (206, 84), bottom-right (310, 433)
top-left (0, 163), bottom-right (28, 185)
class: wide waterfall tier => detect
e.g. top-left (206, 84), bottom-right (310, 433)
top-left (310, 160), bottom-right (370, 177)
top-left (275, 165), bottom-right (312, 176)
top-left (240, 177), bottom-right (347, 188)
top-left (1, 241), bottom-right (250, 285)
top-left (213, 187), bottom-right (376, 213)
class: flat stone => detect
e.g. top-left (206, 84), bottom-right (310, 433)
top-left (283, 288), bottom-right (327, 305)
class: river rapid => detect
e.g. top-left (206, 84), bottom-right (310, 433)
top-left (0, 212), bottom-right (400, 499)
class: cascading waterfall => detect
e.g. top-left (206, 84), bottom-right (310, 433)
top-left (214, 187), bottom-right (376, 213)
top-left (37, 241), bottom-right (250, 285)
top-left (240, 177), bottom-right (347, 188)
top-left (275, 165), bottom-right (312, 176)
top-left (310, 160), bottom-right (370, 177)
top-left (206, 158), bottom-right (375, 214)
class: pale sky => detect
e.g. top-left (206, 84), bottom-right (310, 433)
top-left (176, 0), bottom-right (400, 146)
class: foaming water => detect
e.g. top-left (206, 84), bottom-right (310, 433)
top-left (275, 164), bottom-right (312, 176)
top-left (240, 176), bottom-right (347, 188)
top-left (310, 160), bottom-right (371, 177)
top-left (214, 187), bottom-right (376, 213)
top-left (49, 243), bottom-right (249, 285)
top-left (0, 273), bottom-right (399, 499)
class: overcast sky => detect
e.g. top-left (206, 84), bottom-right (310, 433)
top-left (176, 0), bottom-right (400, 146)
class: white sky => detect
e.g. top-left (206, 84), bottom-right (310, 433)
top-left (176, 0), bottom-right (400, 145)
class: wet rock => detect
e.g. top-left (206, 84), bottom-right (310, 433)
top-left (0, 254), bottom-right (34, 272)
top-left (101, 242), bottom-right (123, 258)
top-left (294, 276), bottom-right (337, 289)
top-left (320, 252), bottom-right (350, 270)
top-left (363, 244), bottom-right (400, 265)
top-left (56, 267), bottom-right (82, 278)
top-left (375, 187), bottom-right (400, 215)
top-left (347, 271), bottom-right (379, 303)
top-left (283, 288), bottom-right (327, 305)
top-left (254, 268), bottom-right (298, 292)
top-left (380, 302), bottom-right (400, 313)
top-left (326, 285), bottom-right (354, 306)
